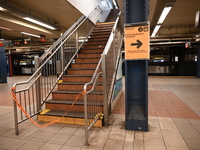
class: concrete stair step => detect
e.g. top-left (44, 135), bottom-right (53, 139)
top-left (45, 99), bottom-right (103, 112)
top-left (52, 90), bottom-right (103, 100)
top-left (67, 68), bottom-right (96, 75)
top-left (58, 82), bottom-right (103, 91)
top-left (71, 63), bottom-right (98, 69)
top-left (78, 53), bottom-right (101, 58)
top-left (38, 110), bottom-right (103, 127)
top-left (62, 75), bottom-right (102, 83)
top-left (74, 58), bottom-right (100, 63)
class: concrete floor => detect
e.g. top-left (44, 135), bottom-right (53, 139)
top-left (0, 76), bottom-right (200, 150)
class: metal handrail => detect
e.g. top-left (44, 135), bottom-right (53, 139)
top-left (13, 8), bottom-right (98, 89)
top-left (83, 10), bottom-right (123, 146)
top-left (12, 7), bottom-right (99, 135)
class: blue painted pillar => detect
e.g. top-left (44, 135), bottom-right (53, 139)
top-left (197, 43), bottom-right (200, 78)
top-left (0, 47), bottom-right (7, 83)
top-left (124, 0), bottom-right (149, 131)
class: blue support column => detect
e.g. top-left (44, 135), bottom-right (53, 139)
top-left (124, 0), bottom-right (149, 131)
top-left (0, 47), bottom-right (7, 83)
top-left (197, 43), bottom-right (200, 78)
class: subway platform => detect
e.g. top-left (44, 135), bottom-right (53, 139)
top-left (0, 76), bottom-right (200, 150)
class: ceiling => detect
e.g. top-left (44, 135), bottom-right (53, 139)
top-left (149, 0), bottom-right (200, 42)
top-left (0, 0), bottom-right (200, 43)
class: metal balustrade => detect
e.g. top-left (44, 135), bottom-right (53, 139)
top-left (12, 8), bottom-right (97, 135)
top-left (83, 11), bottom-right (123, 145)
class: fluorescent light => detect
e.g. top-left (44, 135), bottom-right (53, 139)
top-left (23, 17), bottom-right (56, 30)
top-left (157, 7), bottom-right (172, 24)
top-left (0, 6), bottom-right (7, 11)
top-left (151, 25), bottom-right (161, 37)
top-left (0, 26), bottom-right (12, 31)
top-left (21, 32), bottom-right (40, 38)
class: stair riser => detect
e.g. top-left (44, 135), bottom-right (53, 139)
top-left (85, 41), bottom-right (107, 45)
top-left (75, 58), bottom-right (99, 63)
top-left (91, 31), bottom-right (111, 35)
top-left (93, 28), bottom-right (112, 32)
top-left (80, 49), bottom-right (104, 53)
top-left (78, 53), bottom-right (101, 58)
top-left (45, 103), bottom-right (103, 113)
top-left (88, 37), bottom-right (109, 41)
top-left (89, 34), bottom-right (110, 38)
top-left (62, 76), bottom-right (102, 83)
top-left (58, 84), bottom-right (103, 91)
top-left (67, 70), bottom-right (95, 75)
top-left (71, 63), bottom-right (97, 69)
top-left (83, 45), bottom-right (105, 49)
top-left (52, 93), bottom-right (103, 101)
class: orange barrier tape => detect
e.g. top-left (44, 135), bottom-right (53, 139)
top-left (11, 87), bottom-right (87, 128)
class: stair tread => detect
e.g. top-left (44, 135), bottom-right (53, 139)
top-left (59, 82), bottom-right (102, 85)
top-left (68, 68), bottom-right (96, 70)
top-left (46, 99), bottom-right (103, 105)
top-left (52, 90), bottom-right (103, 94)
top-left (43, 110), bottom-right (85, 118)
top-left (75, 57), bottom-right (100, 59)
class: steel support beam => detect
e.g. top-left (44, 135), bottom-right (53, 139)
top-left (197, 43), bottom-right (200, 78)
top-left (124, 0), bottom-right (149, 132)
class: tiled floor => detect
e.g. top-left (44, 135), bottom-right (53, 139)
top-left (0, 76), bottom-right (200, 150)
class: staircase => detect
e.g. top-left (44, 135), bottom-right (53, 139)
top-left (38, 22), bottom-right (115, 127)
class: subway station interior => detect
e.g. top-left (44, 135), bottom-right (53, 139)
top-left (0, 0), bottom-right (200, 149)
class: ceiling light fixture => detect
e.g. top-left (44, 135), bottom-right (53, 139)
top-left (151, 6), bottom-right (172, 37)
top-left (0, 6), bottom-right (7, 11)
top-left (157, 7), bottom-right (172, 24)
top-left (151, 25), bottom-right (161, 37)
top-left (21, 32), bottom-right (40, 38)
top-left (23, 17), bottom-right (56, 30)
top-left (0, 26), bottom-right (12, 31)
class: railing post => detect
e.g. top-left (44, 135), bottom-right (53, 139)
top-left (84, 93), bottom-right (89, 146)
top-left (61, 42), bottom-right (64, 72)
top-left (102, 54), bottom-right (109, 126)
top-left (34, 56), bottom-right (41, 112)
top-left (76, 28), bottom-right (79, 52)
top-left (12, 87), bottom-right (19, 135)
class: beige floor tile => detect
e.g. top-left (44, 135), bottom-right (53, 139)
top-left (164, 137), bottom-right (188, 149)
top-left (38, 143), bottom-right (62, 150)
top-left (161, 128), bottom-right (182, 138)
top-left (172, 118), bottom-right (190, 125)
top-left (104, 139), bottom-right (124, 150)
top-left (144, 144), bottom-right (167, 150)
top-left (17, 140), bottom-right (44, 150)
top-left (88, 137), bottom-right (107, 148)
top-left (89, 127), bottom-right (111, 139)
top-left (175, 124), bottom-right (200, 139)
top-left (133, 142), bottom-right (144, 150)
top-left (65, 135), bottom-right (85, 147)
top-left (144, 135), bottom-right (165, 146)
top-left (184, 138), bottom-right (200, 150)
top-left (123, 141), bottom-right (133, 150)
top-left (0, 138), bottom-right (27, 150)
top-left (32, 131), bottom-right (55, 142)
top-left (61, 145), bottom-right (82, 150)
top-left (81, 146), bottom-right (102, 150)
top-left (0, 136), bottom-right (12, 146)
top-left (125, 130), bottom-right (135, 142)
top-left (58, 126), bottom-right (78, 135)
top-left (48, 133), bottom-right (71, 144)
top-left (166, 147), bottom-right (189, 150)
top-left (144, 127), bottom-right (162, 136)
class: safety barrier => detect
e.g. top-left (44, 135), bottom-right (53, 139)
top-left (83, 11), bottom-right (123, 145)
top-left (12, 8), bottom-right (98, 135)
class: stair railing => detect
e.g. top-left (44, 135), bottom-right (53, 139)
top-left (83, 11), bottom-right (123, 146)
top-left (12, 7), bottom-right (98, 135)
